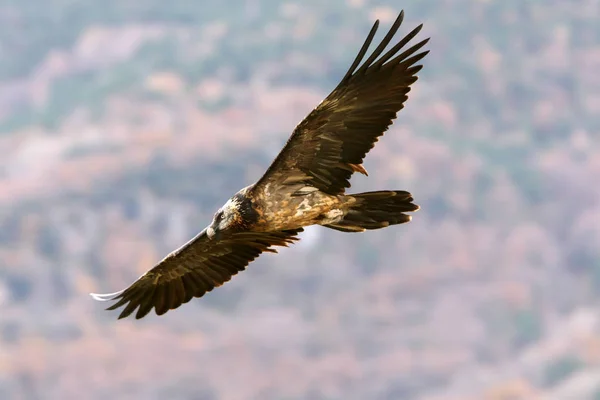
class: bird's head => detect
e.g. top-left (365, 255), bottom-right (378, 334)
top-left (206, 196), bottom-right (243, 240)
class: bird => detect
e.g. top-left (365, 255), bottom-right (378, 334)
top-left (91, 10), bottom-right (429, 320)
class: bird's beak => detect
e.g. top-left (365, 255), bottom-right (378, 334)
top-left (206, 225), bottom-right (221, 241)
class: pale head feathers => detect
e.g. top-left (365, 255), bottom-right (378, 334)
top-left (215, 196), bottom-right (242, 232)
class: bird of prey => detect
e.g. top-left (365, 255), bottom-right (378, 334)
top-left (91, 10), bottom-right (429, 320)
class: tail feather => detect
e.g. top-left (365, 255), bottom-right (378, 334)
top-left (324, 190), bottom-right (418, 232)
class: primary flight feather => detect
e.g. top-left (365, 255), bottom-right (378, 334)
top-left (91, 10), bottom-right (429, 319)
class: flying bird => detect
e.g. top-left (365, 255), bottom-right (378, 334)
top-left (92, 10), bottom-right (429, 319)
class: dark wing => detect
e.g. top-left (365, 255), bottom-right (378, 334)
top-left (253, 11), bottom-right (429, 196)
top-left (91, 228), bottom-right (302, 319)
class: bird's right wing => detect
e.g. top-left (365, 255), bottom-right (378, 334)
top-left (91, 228), bottom-right (302, 320)
top-left (253, 11), bottom-right (429, 196)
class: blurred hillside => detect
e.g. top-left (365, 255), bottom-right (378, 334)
top-left (1, 0), bottom-right (599, 399)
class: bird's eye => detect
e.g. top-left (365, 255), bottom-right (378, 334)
top-left (216, 211), bottom-right (223, 221)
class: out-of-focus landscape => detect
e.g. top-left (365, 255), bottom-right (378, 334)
top-left (1, 0), bottom-right (599, 399)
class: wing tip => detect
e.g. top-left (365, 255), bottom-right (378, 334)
top-left (90, 291), bottom-right (123, 302)
top-left (118, 312), bottom-right (131, 320)
top-left (397, 9), bottom-right (405, 24)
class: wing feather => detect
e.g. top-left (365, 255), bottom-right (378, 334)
top-left (91, 228), bottom-right (302, 319)
top-left (253, 11), bottom-right (429, 195)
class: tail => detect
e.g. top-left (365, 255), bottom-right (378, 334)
top-left (324, 190), bottom-right (419, 232)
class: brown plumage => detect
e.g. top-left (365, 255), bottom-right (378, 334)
top-left (254, 13), bottom-right (428, 196)
top-left (91, 10), bottom-right (429, 320)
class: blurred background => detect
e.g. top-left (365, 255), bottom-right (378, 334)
top-left (0, 0), bottom-right (599, 399)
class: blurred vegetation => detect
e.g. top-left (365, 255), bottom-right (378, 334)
top-left (543, 355), bottom-right (584, 387)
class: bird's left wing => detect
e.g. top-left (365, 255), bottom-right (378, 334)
top-left (91, 228), bottom-right (302, 319)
